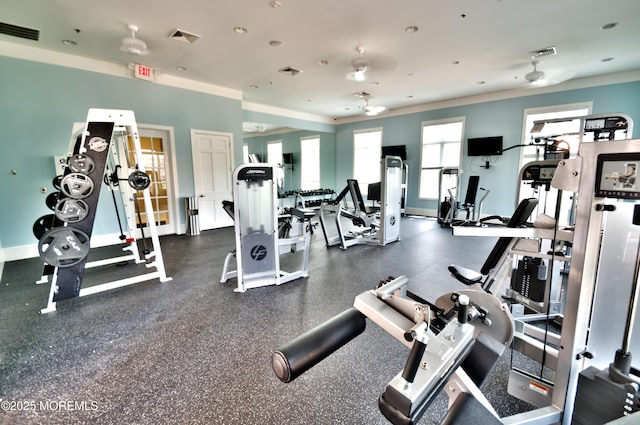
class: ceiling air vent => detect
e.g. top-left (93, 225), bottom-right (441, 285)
top-left (168, 29), bottom-right (201, 44)
top-left (0, 22), bottom-right (39, 41)
top-left (278, 66), bottom-right (303, 76)
top-left (529, 46), bottom-right (557, 59)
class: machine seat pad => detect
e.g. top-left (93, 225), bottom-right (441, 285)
top-left (448, 265), bottom-right (483, 285)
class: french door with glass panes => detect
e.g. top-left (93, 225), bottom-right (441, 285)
top-left (125, 128), bottom-right (176, 235)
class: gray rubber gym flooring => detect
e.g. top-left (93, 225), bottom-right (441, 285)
top-left (0, 217), bottom-right (535, 424)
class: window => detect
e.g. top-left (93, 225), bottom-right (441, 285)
top-left (353, 128), bottom-right (382, 193)
top-left (419, 118), bottom-right (464, 199)
top-left (301, 136), bottom-right (320, 190)
top-left (267, 141), bottom-right (283, 165)
top-left (520, 103), bottom-right (591, 168)
top-left (242, 144), bottom-right (249, 163)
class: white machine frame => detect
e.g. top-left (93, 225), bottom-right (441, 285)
top-left (39, 109), bottom-right (171, 313)
top-left (319, 155), bottom-right (402, 249)
top-left (221, 163), bottom-right (311, 292)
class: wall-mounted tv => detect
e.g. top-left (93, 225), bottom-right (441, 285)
top-left (283, 153), bottom-right (294, 164)
top-left (381, 144), bottom-right (407, 160)
top-left (467, 136), bottom-right (503, 157)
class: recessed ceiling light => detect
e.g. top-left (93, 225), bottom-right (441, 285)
top-left (451, 60), bottom-right (460, 65)
top-left (601, 57), bottom-right (615, 62)
top-left (601, 22), bottom-right (618, 30)
top-left (370, 81), bottom-right (379, 86)
top-left (62, 39), bottom-right (77, 46)
top-left (269, 40), bottom-right (283, 47)
top-left (176, 66), bottom-right (187, 71)
top-left (307, 99), bottom-right (312, 102)
top-left (405, 26), bottom-right (419, 33)
top-left (408, 73), bottom-right (414, 77)
top-left (407, 95), bottom-right (414, 98)
top-left (319, 60), bottom-right (329, 66)
top-left (234, 27), bottom-right (248, 34)
top-left (477, 81), bottom-right (486, 85)
top-left (250, 84), bottom-right (259, 89)
top-left (269, 0), bottom-right (281, 8)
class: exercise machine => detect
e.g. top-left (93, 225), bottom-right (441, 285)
top-left (272, 276), bottom-right (517, 424)
top-left (272, 119), bottom-right (640, 424)
top-left (437, 167), bottom-right (460, 226)
top-left (220, 163), bottom-right (313, 292)
top-left (319, 155), bottom-right (402, 249)
top-left (35, 109), bottom-right (171, 313)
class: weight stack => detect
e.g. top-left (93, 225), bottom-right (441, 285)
top-left (511, 256), bottom-right (546, 302)
top-left (185, 196), bottom-right (200, 236)
top-left (572, 366), bottom-right (640, 424)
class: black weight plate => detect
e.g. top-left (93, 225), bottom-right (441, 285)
top-left (33, 214), bottom-right (56, 240)
top-left (128, 170), bottom-right (151, 190)
top-left (38, 227), bottom-right (90, 268)
top-left (52, 175), bottom-right (63, 190)
top-left (46, 192), bottom-right (61, 210)
top-left (54, 198), bottom-right (90, 223)
top-left (68, 153), bottom-right (95, 174)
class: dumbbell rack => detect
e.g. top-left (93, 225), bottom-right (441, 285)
top-left (38, 109), bottom-right (171, 313)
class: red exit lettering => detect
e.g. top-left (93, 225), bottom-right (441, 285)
top-left (137, 65), bottom-right (151, 77)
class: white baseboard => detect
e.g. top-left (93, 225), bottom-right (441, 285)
top-left (404, 207), bottom-right (437, 218)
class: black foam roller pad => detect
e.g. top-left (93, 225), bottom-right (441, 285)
top-left (271, 308), bottom-right (366, 383)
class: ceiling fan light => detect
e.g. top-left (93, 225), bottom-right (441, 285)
top-left (363, 105), bottom-right (387, 116)
top-left (525, 70), bottom-right (545, 82)
top-left (354, 69), bottom-right (366, 81)
top-left (524, 61), bottom-right (544, 83)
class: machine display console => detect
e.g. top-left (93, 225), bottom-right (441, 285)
top-left (595, 153), bottom-right (640, 199)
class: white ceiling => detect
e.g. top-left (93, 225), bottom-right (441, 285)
top-left (2, 0), bottom-right (640, 120)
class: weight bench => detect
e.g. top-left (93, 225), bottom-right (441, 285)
top-left (448, 197), bottom-right (539, 293)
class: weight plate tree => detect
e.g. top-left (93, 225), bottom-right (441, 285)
top-left (51, 121), bottom-right (115, 301)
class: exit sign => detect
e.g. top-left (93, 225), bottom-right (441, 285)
top-left (134, 64), bottom-right (153, 81)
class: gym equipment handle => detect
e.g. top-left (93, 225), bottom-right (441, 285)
top-left (271, 308), bottom-right (366, 383)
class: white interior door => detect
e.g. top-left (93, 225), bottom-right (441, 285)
top-left (191, 130), bottom-right (234, 230)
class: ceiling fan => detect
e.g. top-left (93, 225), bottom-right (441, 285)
top-left (349, 46), bottom-right (369, 81)
top-left (362, 97), bottom-right (387, 116)
top-left (525, 60), bottom-right (545, 83)
top-left (120, 24), bottom-right (149, 56)
top-left (524, 60), bottom-right (575, 87)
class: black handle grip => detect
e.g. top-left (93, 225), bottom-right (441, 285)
top-left (271, 308), bottom-right (366, 383)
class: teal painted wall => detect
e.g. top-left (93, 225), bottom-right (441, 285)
top-left (1, 54), bottom-right (639, 252)
top-left (335, 81), bottom-right (640, 216)
top-left (0, 56), bottom-right (243, 249)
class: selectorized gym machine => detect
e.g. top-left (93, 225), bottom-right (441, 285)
top-left (319, 155), bottom-right (403, 249)
top-left (33, 109), bottom-right (171, 313)
top-left (220, 163), bottom-right (313, 292)
top-left (272, 115), bottom-right (640, 424)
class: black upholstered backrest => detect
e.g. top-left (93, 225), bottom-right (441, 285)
top-left (222, 200), bottom-right (235, 221)
top-left (463, 176), bottom-right (480, 205)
